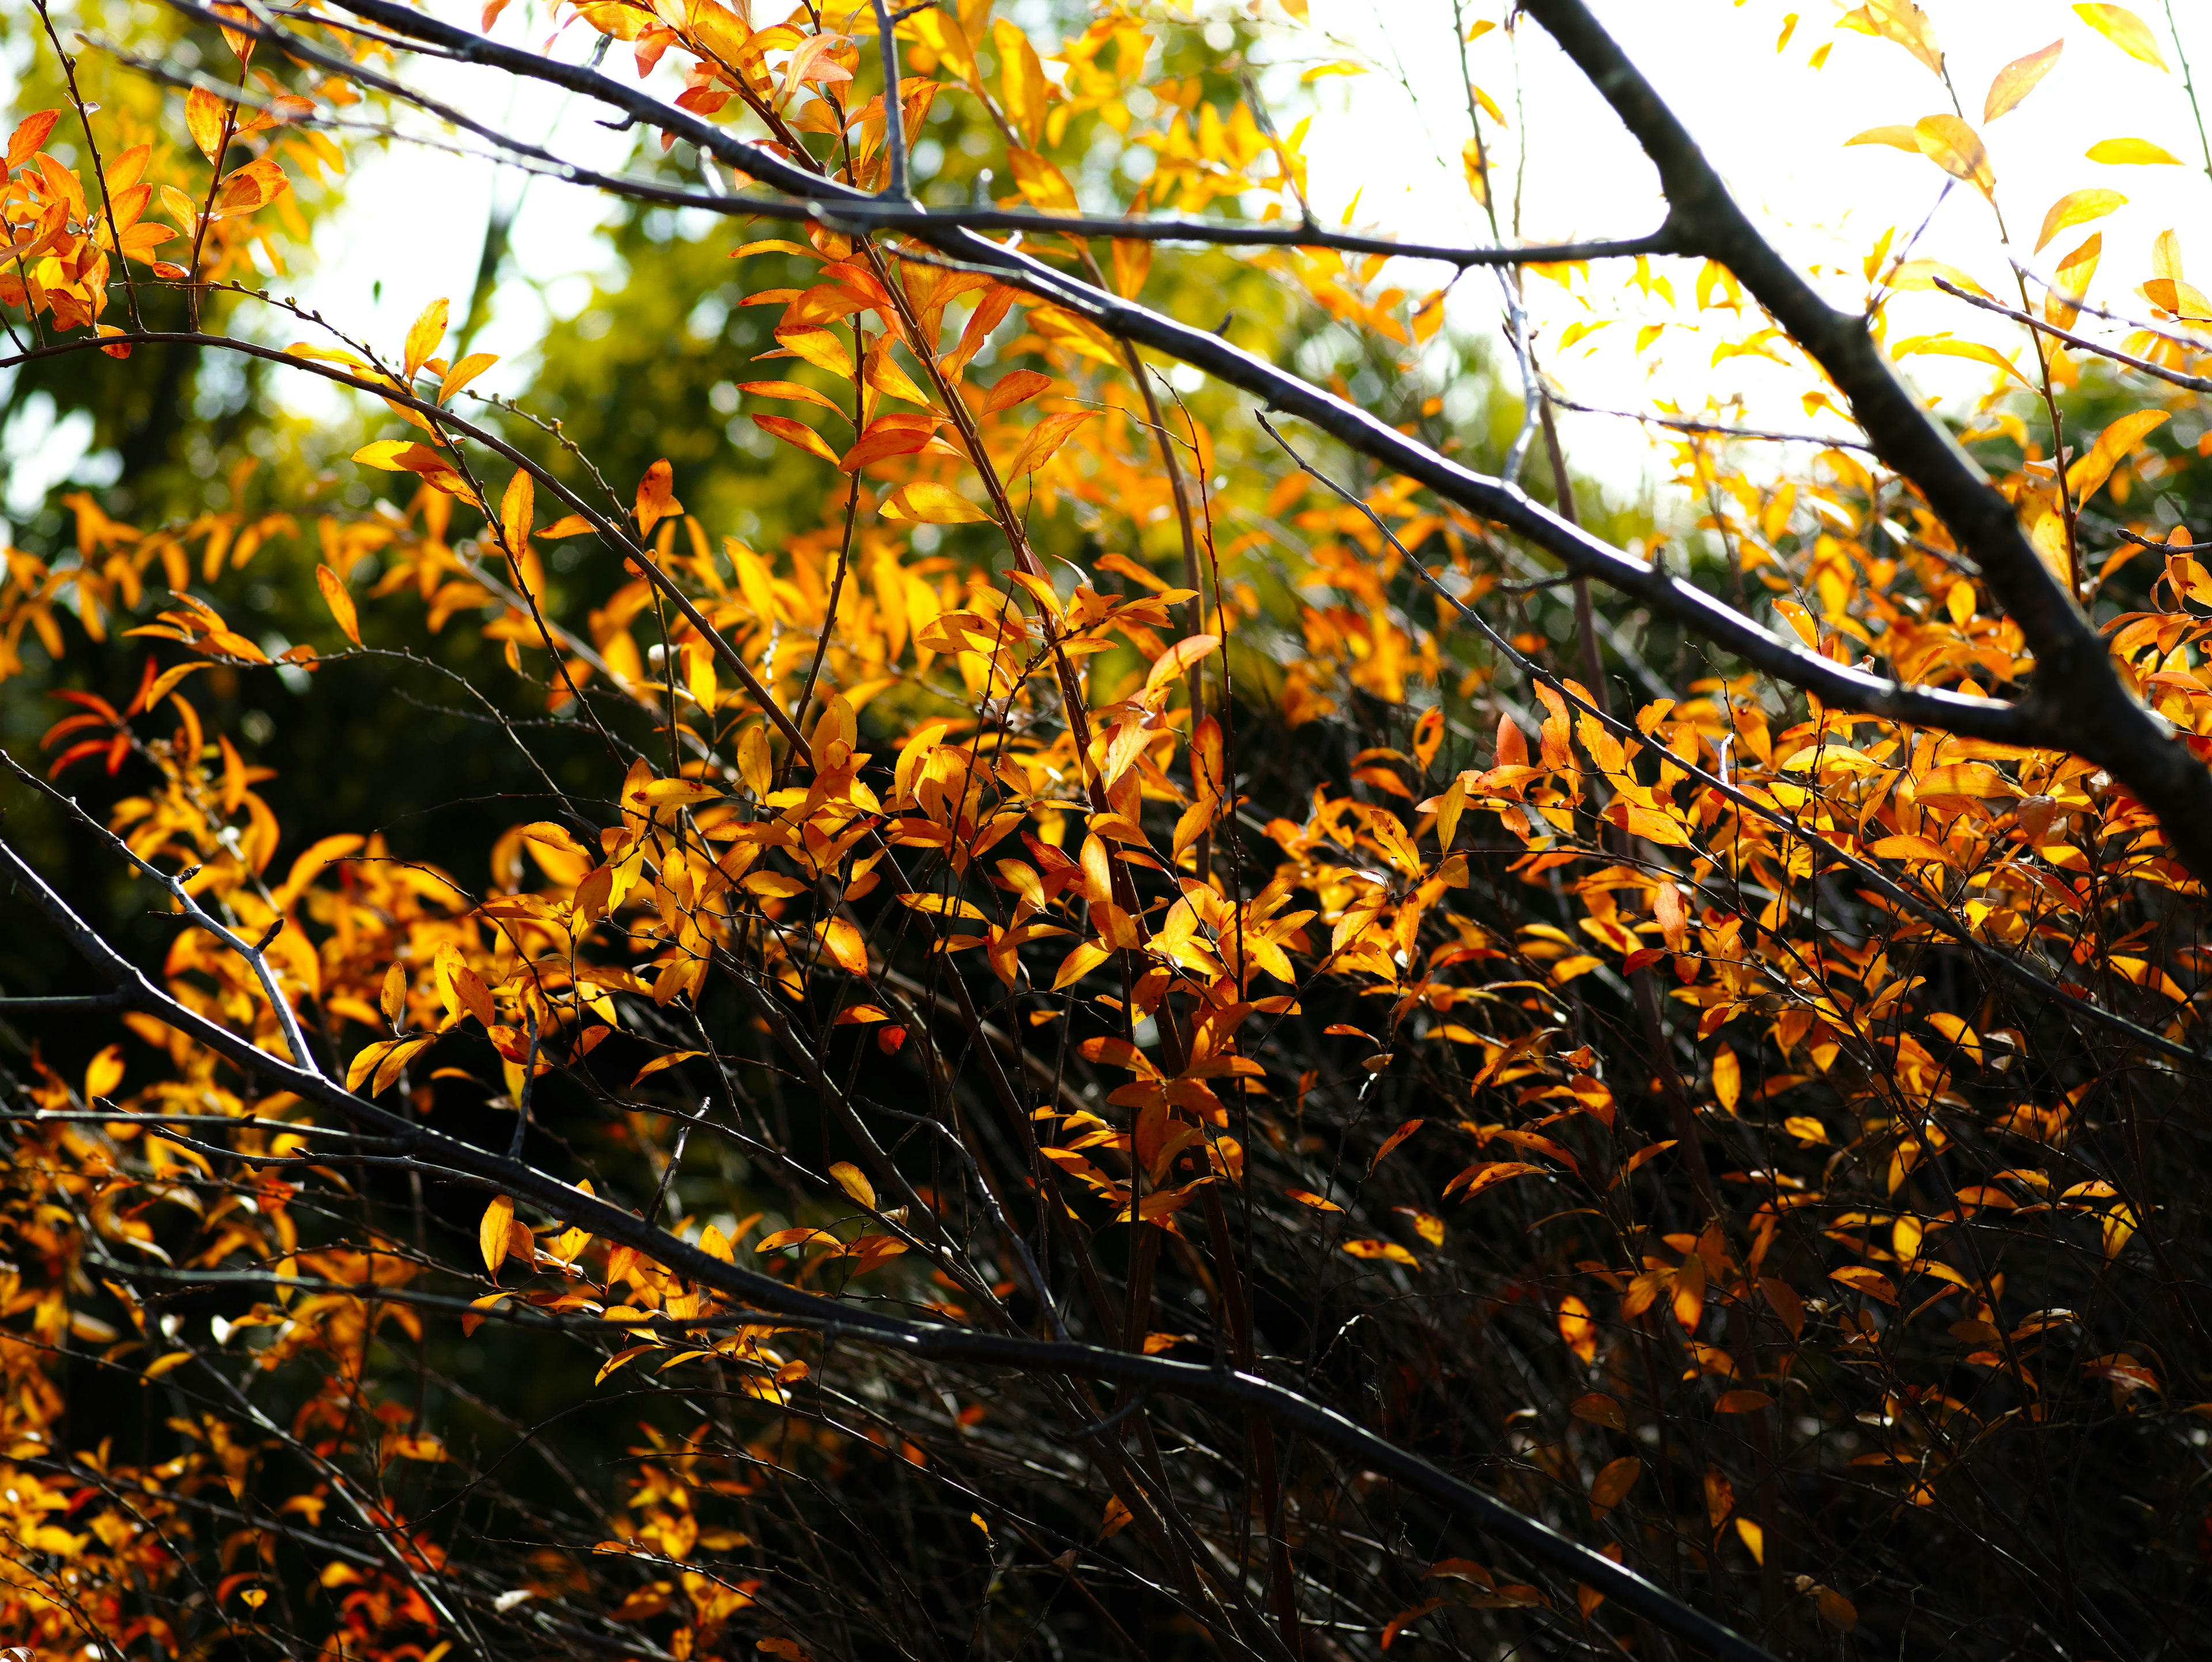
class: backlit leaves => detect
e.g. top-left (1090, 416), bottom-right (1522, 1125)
top-left (2074, 3), bottom-right (2168, 70)
top-left (1983, 39), bottom-right (2062, 120)
top-left (2034, 187), bottom-right (2126, 251)
top-left (1913, 114), bottom-right (1994, 195)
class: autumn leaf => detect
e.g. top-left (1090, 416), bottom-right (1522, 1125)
top-left (1914, 114), bottom-right (1994, 196)
top-left (2035, 188), bottom-right (2126, 252)
top-left (879, 482), bottom-right (995, 525)
top-left (479, 1194), bottom-right (516, 1281)
top-left (829, 1160), bottom-right (876, 1209)
top-left (1558, 1296), bottom-right (1598, 1364)
top-left (2085, 137), bottom-right (2182, 165)
top-left (1839, 0), bottom-right (1944, 76)
top-left (1983, 39), bottom-right (2062, 120)
top-left (2066, 408), bottom-right (2169, 502)
top-left (315, 563), bottom-right (361, 646)
top-left (1342, 1238), bottom-right (1419, 1268)
top-left (402, 297), bottom-right (449, 381)
top-left (1828, 1265), bottom-right (1897, 1304)
top-left (753, 415), bottom-right (841, 465)
top-left (185, 87), bottom-right (230, 163)
top-left (1002, 411), bottom-right (1094, 478)
top-left (816, 916), bottom-right (870, 977)
top-left (1712, 1044), bottom-right (1741, 1114)
top-left (5, 109), bottom-right (61, 172)
top-left (2074, 3), bottom-right (2168, 70)
top-left (1589, 1455), bottom-right (1642, 1517)
top-left (500, 467), bottom-right (534, 554)
top-left (634, 459), bottom-right (683, 536)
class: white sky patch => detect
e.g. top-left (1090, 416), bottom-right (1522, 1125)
top-left (9, 1), bottom-right (2212, 516)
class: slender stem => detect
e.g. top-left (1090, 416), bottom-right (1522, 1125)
top-left (32, 0), bottom-right (143, 332)
top-left (869, 0), bottom-right (909, 200)
top-left (2164, 0), bottom-right (2212, 190)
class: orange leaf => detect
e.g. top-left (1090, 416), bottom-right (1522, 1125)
top-left (1370, 1118), bottom-right (1424, 1169)
top-left (185, 87), bottom-right (229, 164)
top-left (1983, 39), bottom-right (2062, 120)
top-left (1828, 1265), bottom-right (1897, 1304)
top-left (1589, 1455), bottom-right (1641, 1516)
top-left (752, 414), bottom-right (840, 465)
top-left (1558, 1295), bottom-right (1598, 1364)
top-left (839, 415), bottom-right (936, 472)
top-left (634, 458), bottom-right (683, 536)
top-left (315, 564), bottom-right (361, 646)
top-left (6, 110), bottom-right (61, 172)
top-left (817, 916), bottom-right (870, 976)
top-left (1002, 411), bottom-right (1093, 478)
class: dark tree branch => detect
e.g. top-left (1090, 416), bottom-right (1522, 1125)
top-left (1519, 0), bottom-right (2212, 889)
top-left (0, 823), bottom-right (1783, 1662)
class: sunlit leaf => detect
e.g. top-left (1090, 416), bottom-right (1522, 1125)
top-left (2074, 3), bottom-right (2168, 70)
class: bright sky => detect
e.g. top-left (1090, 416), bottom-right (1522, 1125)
top-left (7, 0), bottom-right (2212, 517)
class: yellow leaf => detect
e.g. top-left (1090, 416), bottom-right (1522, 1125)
top-left (1914, 114), bottom-right (1994, 196)
top-left (403, 297), bottom-right (449, 381)
top-left (380, 962), bottom-right (406, 1024)
top-left (991, 20), bottom-right (1050, 148)
top-left (2035, 188), bottom-right (2127, 252)
top-left (352, 440), bottom-right (415, 470)
top-left (1839, 0), bottom-right (1944, 75)
top-left (2048, 232), bottom-right (2102, 327)
top-left (1713, 1045), bottom-right (1741, 1114)
top-left (2066, 408), bottom-right (2170, 502)
top-left (829, 1160), bottom-right (876, 1209)
top-left (2074, 3), bottom-right (2168, 70)
top-left (1006, 147), bottom-right (1078, 213)
top-left (480, 1194), bottom-right (515, 1281)
top-left (1843, 124), bottom-right (1921, 152)
top-left (84, 1044), bottom-right (125, 1102)
top-left (1984, 39), bottom-right (2062, 120)
top-left (316, 564), bottom-right (361, 646)
top-left (878, 482), bottom-right (994, 524)
top-left (1893, 334), bottom-right (2031, 388)
top-left (1051, 939), bottom-right (1112, 991)
top-left (1887, 259), bottom-right (1991, 298)
top-left (2085, 137), bottom-right (2183, 165)
top-left (1342, 1238), bottom-right (1419, 1267)
top-left (501, 467), bottom-right (534, 555)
